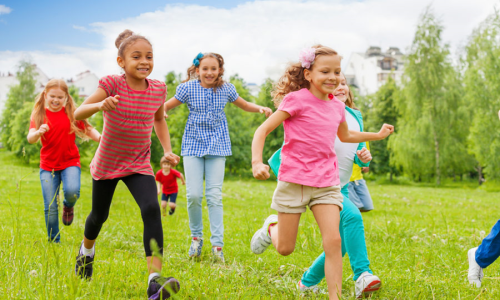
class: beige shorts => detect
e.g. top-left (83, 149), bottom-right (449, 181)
top-left (271, 181), bottom-right (343, 213)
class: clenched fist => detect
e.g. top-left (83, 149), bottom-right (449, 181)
top-left (99, 95), bottom-right (120, 111)
top-left (378, 124), bottom-right (394, 139)
top-left (252, 162), bottom-right (270, 180)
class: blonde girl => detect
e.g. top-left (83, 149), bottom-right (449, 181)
top-left (250, 45), bottom-right (393, 300)
top-left (74, 29), bottom-right (180, 300)
top-left (27, 79), bottom-right (100, 243)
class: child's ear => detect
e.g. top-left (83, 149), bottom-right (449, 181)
top-left (195, 67), bottom-right (200, 76)
top-left (303, 69), bottom-right (311, 83)
top-left (117, 56), bottom-right (125, 69)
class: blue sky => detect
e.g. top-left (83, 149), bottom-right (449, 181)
top-left (0, 0), bottom-right (497, 83)
top-left (0, 0), bottom-right (248, 52)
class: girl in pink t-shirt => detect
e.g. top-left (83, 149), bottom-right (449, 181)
top-left (250, 45), bottom-right (394, 300)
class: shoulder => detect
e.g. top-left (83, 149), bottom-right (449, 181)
top-left (172, 169), bottom-right (181, 176)
top-left (148, 78), bottom-right (166, 88)
top-left (100, 74), bottom-right (123, 83)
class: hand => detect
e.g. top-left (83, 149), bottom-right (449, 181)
top-left (259, 106), bottom-right (273, 118)
top-left (157, 190), bottom-right (161, 196)
top-left (99, 95), bottom-right (120, 111)
top-left (362, 167), bottom-right (370, 173)
top-left (378, 123), bottom-right (394, 139)
top-left (182, 182), bottom-right (186, 185)
top-left (164, 112), bottom-right (169, 119)
top-left (252, 162), bottom-right (270, 180)
top-left (38, 124), bottom-right (50, 136)
top-left (357, 147), bottom-right (372, 164)
top-left (98, 135), bottom-right (102, 143)
top-left (498, 110), bottom-right (500, 120)
top-left (163, 152), bottom-right (180, 166)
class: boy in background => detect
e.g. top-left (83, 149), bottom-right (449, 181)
top-left (156, 157), bottom-right (185, 216)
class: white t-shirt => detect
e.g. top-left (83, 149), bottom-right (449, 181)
top-left (335, 110), bottom-right (361, 187)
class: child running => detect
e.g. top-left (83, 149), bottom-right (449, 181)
top-left (27, 79), bottom-right (100, 243)
top-left (73, 29), bottom-right (180, 299)
top-left (348, 142), bottom-right (374, 212)
top-left (164, 52), bottom-right (272, 262)
top-left (250, 45), bottom-right (394, 300)
top-left (156, 157), bottom-right (185, 216)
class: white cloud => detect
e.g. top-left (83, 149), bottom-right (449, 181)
top-left (0, 4), bottom-right (12, 15)
top-left (0, 0), bottom-right (497, 84)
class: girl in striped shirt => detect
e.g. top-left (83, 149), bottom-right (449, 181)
top-left (74, 29), bottom-right (180, 300)
top-left (164, 52), bottom-right (272, 262)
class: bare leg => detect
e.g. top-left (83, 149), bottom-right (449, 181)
top-left (270, 212), bottom-right (301, 256)
top-left (161, 201), bottom-right (167, 216)
top-left (83, 237), bottom-right (95, 249)
top-left (147, 256), bottom-right (162, 274)
top-left (169, 202), bottom-right (176, 210)
top-left (311, 204), bottom-right (342, 300)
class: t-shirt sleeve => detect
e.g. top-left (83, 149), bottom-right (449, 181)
top-left (77, 120), bottom-right (86, 131)
top-left (174, 83), bottom-right (189, 103)
top-left (227, 83), bottom-right (239, 103)
top-left (171, 169), bottom-right (181, 178)
top-left (155, 171), bottom-right (162, 182)
top-left (98, 75), bottom-right (117, 97)
top-left (278, 93), bottom-right (300, 117)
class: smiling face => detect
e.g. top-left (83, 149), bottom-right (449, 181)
top-left (196, 57), bottom-right (220, 88)
top-left (304, 54), bottom-right (342, 100)
top-left (45, 87), bottom-right (67, 112)
top-left (161, 161), bottom-right (171, 172)
top-left (118, 39), bottom-right (154, 82)
top-left (334, 73), bottom-right (349, 103)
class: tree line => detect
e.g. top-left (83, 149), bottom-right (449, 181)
top-left (1, 7), bottom-right (499, 185)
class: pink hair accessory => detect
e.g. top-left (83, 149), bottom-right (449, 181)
top-left (299, 47), bottom-right (316, 69)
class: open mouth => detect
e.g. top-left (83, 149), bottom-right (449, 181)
top-left (137, 68), bottom-right (150, 72)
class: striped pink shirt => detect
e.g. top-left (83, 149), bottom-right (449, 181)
top-left (90, 74), bottom-right (166, 180)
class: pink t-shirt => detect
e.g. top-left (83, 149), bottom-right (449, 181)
top-left (278, 88), bottom-right (346, 188)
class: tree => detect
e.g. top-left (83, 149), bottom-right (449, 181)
top-left (463, 10), bottom-right (500, 182)
top-left (0, 61), bottom-right (40, 162)
top-left (388, 6), bottom-right (473, 184)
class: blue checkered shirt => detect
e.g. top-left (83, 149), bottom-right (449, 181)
top-left (175, 80), bottom-right (239, 157)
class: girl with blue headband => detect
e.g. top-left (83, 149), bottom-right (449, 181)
top-left (164, 52), bottom-right (272, 262)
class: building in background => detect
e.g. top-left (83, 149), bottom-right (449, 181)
top-left (66, 70), bottom-right (99, 99)
top-left (344, 46), bottom-right (404, 96)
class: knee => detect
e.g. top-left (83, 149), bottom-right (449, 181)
top-left (344, 209), bottom-right (363, 226)
top-left (276, 244), bottom-right (295, 256)
top-left (88, 211), bottom-right (109, 225)
top-left (187, 191), bottom-right (203, 203)
top-left (323, 235), bottom-right (342, 253)
top-left (63, 189), bottom-right (80, 202)
top-left (206, 197), bottom-right (222, 208)
top-left (141, 201), bottom-right (160, 218)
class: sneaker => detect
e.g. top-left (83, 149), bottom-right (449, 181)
top-left (62, 206), bottom-right (74, 226)
top-left (298, 280), bottom-right (319, 293)
top-left (468, 247), bottom-right (484, 288)
top-left (188, 237), bottom-right (203, 258)
top-left (147, 276), bottom-right (180, 300)
top-left (355, 272), bottom-right (381, 299)
top-left (169, 208), bottom-right (175, 216)
top-left (75, 245), bottom-right (94, 279)
top-left (212, 246), bottom-right (225, 263)
top-left (251, 215), bottom-right (278, 254)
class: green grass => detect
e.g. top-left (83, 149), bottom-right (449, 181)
top-left (1, 148), bottom-right (500, 299)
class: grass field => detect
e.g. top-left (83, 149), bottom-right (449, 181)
top-left (1, 149), bottom-right (499, 299)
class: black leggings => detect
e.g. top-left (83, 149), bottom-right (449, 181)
top-left (84, 174), bottom-right (163, 257)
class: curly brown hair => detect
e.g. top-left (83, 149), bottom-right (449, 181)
top-left (184, 53), bottom-right (225, 92)
top-left (115, 29), bottom-right (152, 58)
top-left (272, 45), bottom-right (339, 107)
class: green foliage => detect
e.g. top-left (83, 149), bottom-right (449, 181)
top-left (0, 61), bottom-right (39, 162)
top-left (464, 10), bottom-right (500, 180)
top-left (388, 7), bottom-right (475, 184)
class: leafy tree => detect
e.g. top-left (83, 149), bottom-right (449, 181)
top-left (0, 61), bottom-right (39, 162)
top-left (463, 10), bottom-right (500, 181)
top-left (388, 6), bottom-right (473, 184)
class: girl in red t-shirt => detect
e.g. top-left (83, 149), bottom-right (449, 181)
top-left (156, 156), bottom-right (185, 216)
top-left (27, 79), bottom-right (100, 243)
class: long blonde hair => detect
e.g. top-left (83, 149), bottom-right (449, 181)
top-left (31, 79), bottom-right (90, 140)
top-left (272, 45), bottom-right (339, 107)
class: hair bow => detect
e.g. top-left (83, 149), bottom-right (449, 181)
top-left (299, 48), bottom-right (316, 69)
top-left (193, 53), bottom-right (204, 67)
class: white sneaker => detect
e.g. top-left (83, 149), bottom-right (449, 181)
top-left (468, 247), bottom-right (484, 288)
top-left (355, 272), bottom-right (381, 299)
top-left (251, 215), bottom-right (278, 254)
top-left (188, 237), bottom-right (203, 258)
top-left (297, 280), bottom-right (319, 293)
top-left (212, 246), bottom-right (225, 263)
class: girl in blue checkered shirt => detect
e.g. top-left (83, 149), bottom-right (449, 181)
top-left (164, 52), bottom-right (272, 262)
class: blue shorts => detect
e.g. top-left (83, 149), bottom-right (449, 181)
top-left (161, 193), bottom-right (178, 204)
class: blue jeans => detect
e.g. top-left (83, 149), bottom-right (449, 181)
top-left (301, 185), bottom-right (372, 285)
top-left (476, 220), bottom-right (500, 268)
top-left (348, 179), bottom-right (374, 211)
top-left (183, 156), bottom-right (226, 247)
top-left (39, 166), bottom-right (81, 242)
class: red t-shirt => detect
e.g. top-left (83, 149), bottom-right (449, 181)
top-left (30, 108), bottom-right (85, 171)
top-left (155, 169), bottom-right (182, 194)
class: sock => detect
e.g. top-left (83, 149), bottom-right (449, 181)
top-left (268, 223), bottom-right (277, 237)
top-left (169, 207), bottom-right (176, 215)
top-left (80, 242), bottom-right (95, 257)
top-left (148, 272), bottom-right (161, 285)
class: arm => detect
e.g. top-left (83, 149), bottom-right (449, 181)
top-left (74, 88), bottom-right (120, 120)
top-left (85, 126), bottom-right (101, 143)
top-left (337, 122), bottom-right (394, 143)
top-left (179, 173), bottom-right (186, 185)
top-left (164, 97), bottom-right (183, 113)
top-left (232, 97), bottom-right (273, 117)
top-left (252, 110), bottom-right (290, 180)
top-left (153, 105), bottom-right (180, 166)
top-left (156, 182), bottom-right (162, 195)
top-left (27, 124), bottom-right (49, 144)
